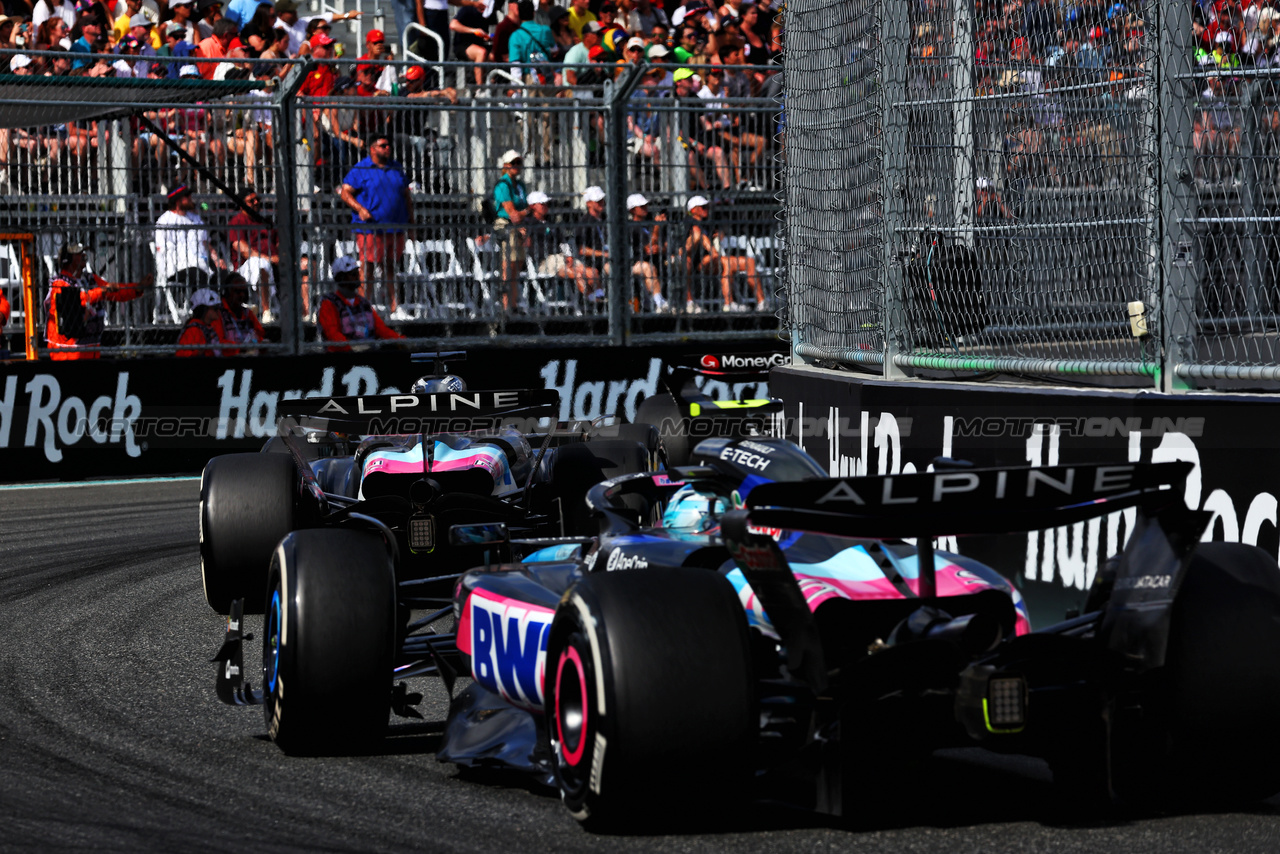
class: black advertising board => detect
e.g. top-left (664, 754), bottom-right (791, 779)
top-left (0, 343), bottom-right (783, 483)
top-left (770, 365), bottom-right (1280, 628)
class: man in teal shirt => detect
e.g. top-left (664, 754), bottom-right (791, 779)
top-left (493, 149), bottom-right (529, 312)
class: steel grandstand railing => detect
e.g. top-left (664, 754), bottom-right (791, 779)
top-left (0, 54), bottom-right (782, 357)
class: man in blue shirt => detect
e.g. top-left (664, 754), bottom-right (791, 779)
top-left (492, 149), bottom-right (529, 313)
top-left (339, 133), bottom-right (414, 317)
top-left (70, 14), bottom-right (105, 69)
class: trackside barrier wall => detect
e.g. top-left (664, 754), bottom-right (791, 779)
top-left (0, 342), bottom-right (783, 482)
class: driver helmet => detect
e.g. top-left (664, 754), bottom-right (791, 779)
top-left (411, 374), bottom-right (466, 393)
top-left (661, 484), bottom-right (729, 534)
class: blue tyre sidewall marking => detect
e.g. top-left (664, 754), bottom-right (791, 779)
top-left (267, 589), bottom-right (282, 693)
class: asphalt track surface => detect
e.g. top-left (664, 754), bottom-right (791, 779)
top-left (3, 480), bottom-right (1280, 853)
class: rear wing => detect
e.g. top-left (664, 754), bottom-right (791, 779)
top-left (722, 460), bottom-right (1208, 681)
top-left (663, 352), bottom-right (787, 416)
top-left (740, 461), bottom-right (1194, 539)
top-left (278, 389), bottom-right (559, 434)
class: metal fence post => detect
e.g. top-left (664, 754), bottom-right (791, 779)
top-left (881, 0), bottom-right (912, 379)
top-left (1157, 0), bottom-right (1198, 391)
top-left (604, 65), bottom-right (645, 346)
top-left (952, 0), bottom-right (976, 253)
top-left (1240, 82), bottom-right (1262, 320)
top-left (274, 62), bottom-right (308, 356)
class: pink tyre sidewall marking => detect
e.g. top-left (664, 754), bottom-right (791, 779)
top-left (555, 645), bottom-right (589, 768)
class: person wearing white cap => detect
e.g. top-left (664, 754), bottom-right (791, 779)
top-left (526, 190), bottom-right (591, 300)
top-left (626, 193), bottom-right (670, 312)
top-left (176, 288), bottom-right (225, 357)
top-left (574, 186), bottom-right (608, 301)
top-left (493, 150), bottom-right (531, 312)
top-left (9, 54), bottom-right (31, 73)
top-left (317, 254), bottom-right (405, 352)
top-left (683, 195), bottom-right (762, 311)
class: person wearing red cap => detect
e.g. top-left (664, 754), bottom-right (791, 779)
top-left (299, 31), bottom-right (336, 97)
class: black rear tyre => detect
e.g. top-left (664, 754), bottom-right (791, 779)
top-left (1126, 542), bottom-right (1280, 805)
top-left (263, 529), bottom-right (396, 755)
top-left (200, 453), bottom-right (299, 614)
top-left (547, 568), bottom-right (754, 830)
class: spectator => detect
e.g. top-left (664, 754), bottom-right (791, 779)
top-left (491, 148), bottom-right (529, 312)
top-left (0, 288), bottom-right (9, 333)
top-left (626, 192), bottom-right (668, 311)
top-left (238, 1), bottom-right (277, 56)
top-left (549, 5), bottom-right (576, 58)
top-left (195, 0), bottom-right (224, 42)
top-left (317, 255), bottom-right (404, 352)
top-left (227, 190), bottom-right (281, 315)
top-left (683, 194), bottom-right (757, 311)
top-left (575, 185), bottom-right (607, 299)
top-left (168, 0), bottom-right (198, 45)
top-left (45, 241), bottom-right (151, 360)
top-left (674, 66), bottom-right (730, 191)
top-left (491, 0), bottom-right (521, 62)
top-left (159, 24), bottom-right (198, 74)
top-left (401, 62), bottom-right (459, 103)
top-left (69, 14), bottom-right (103, 67)
top-left (562, 18), bottom-right (601, 85)
top-left (299, 30), bottom-right (335, 95)
top-left (526, 189), bottom-right (592, 300)
top-left (197, 17), bottom-right (236, 79)
top-left (740, 3), bottom-right (770, 64)
top-left (566, 0), bottom-right (595, 40)
top-left (339, 131), bottom-right (413, 316)
top-left (628, 0), bottom-right (668, 38)
top-left (627, 65), bottom-right (667, 170)
top-left (155, 184), bottom-right (225, 295)
top-left (274, 0), bottom-right (358, 57)
top-left (211, 272), bottom-right (265, 354)
top-left (224, 0), bottom-right (265, 28)
top-left (32, 0), bottom-right (74, 30)
top-left (508, 0), bottom-right (556, 79)
top-left (176, 287), bottom-right (224, 356)
top-left (450, 0), bottom-right (492, 85)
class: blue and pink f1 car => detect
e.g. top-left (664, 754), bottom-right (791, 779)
top-left (213, 427), bottom-right (1280, 828)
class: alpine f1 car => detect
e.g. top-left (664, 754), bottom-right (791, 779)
top-left (441, 440), bottom-right (1280, 826)
top-left (199, 351), bottom-right (663, 616)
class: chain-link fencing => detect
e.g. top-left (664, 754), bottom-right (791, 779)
top-left (784, 0), bottom-right (1280, 389)
top-left (0, 53), bottom-right (782, 357)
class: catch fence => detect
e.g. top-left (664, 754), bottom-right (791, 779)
top-left (0, 54), bottom-right (782, 357)
top-left (784, 0), bottom-right (1280, 390)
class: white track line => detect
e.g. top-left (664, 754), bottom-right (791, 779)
top-left (0, 476), bottom-right (201, 491)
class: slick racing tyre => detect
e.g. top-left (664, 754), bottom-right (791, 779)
top-left (263, 529), bottom-right (396, 756)
top-left (1120, 542), bottom-right (1280, 806)
top-left (200, 453), bottom-right (299, 615)
top-left (589, 422), bottom-right (667, 474)
top-left (548, 443), bottom-right (610, 537)
top-left (634, 392), bottom-right (690, 467)
top-left (547, 568), bottom-right (754, 830)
